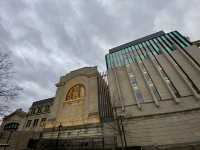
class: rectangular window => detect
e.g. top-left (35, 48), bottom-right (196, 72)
top-left (33, 119), bottom-right (39, 127)
top-left (40, 118), bottom-right (47, 127)
top-left (134, 88), bottom-right (144, 103)
top-left (26, 120), bottom-right (32, 128)
top-left (44, 105), bottom-right (50, 113)
top-left (37, 107), bottom-right (42, 114)
top-left (127, 70), bottom-right (144, 103)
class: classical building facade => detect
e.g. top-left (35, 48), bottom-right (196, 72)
top-left (23, 97), bottom-right (54, 131)
top-left (0, 66), bottom-right (114, 150)
top-left (105, 30), bottom-right (200, 149)
top-left (0, 30), bottom-right (200, 150)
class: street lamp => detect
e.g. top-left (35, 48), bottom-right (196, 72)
top-left (56, 123), bottom-right (62, 149)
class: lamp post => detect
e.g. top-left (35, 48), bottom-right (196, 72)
top-left (56, 123), bottom-right (62, 149)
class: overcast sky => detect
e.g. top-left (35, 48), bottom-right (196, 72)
top-left (0, 0), bottom-right (200, 113)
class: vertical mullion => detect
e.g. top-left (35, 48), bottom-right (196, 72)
top-left (146, 40), bottom-right (157, 55)
top-left (168, 32), bottom-right (186, 48)
top-left (160, 36), bottom-right (174, 52)
top-left (149, 40), bottom-right (159, 55)
top-left (106, 54), bottom-right (111, 69)
top-left (116, 51), bottom-right (122, 67)
top-left (112, 53), bottom-right (118, 68)
top-left (119, 49), bottom-right (125, 66)
top-left (127, 46), bottom-right (135, 63)
top-left (174, 31), bottom-right (191, 46)
top-left (113, 52), bottom-right (119, 68)
top-left (121, 48), bottom-right (129, 65)
top-left (172, 31), bottom-right (189, 47)
top-left (165, 34), bottom-right (177, 48)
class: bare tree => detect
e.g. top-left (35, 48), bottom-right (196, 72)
top-left (0, 52), bottom-right (22, 116)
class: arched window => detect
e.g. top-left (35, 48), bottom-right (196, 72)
top-left (4, 122), bottom-right (19, 131)
top-left (66, 84), bottom-right (85, 101)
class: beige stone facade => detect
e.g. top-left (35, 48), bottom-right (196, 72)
top-left (0, 66), bottom-right (113, 149)
top-left (23, 97), bottom-right (54, 131)
top-left (47, 67), bottom-right (100, 128)
top-left (0, 109), bottom-right (26, 131)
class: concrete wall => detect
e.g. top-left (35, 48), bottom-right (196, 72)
top-left (43, 124), bottom-right (102, 139)
top-left (124, 109), bottom-right (200, 147)
top-left (107, 45), bottom-right (200, 148)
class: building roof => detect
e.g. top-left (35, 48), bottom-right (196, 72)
top-left (109, 31), bottom-right (165, 53)
top-left (32, 97), bottom-right (54, 107)
top-left (3, 109), bottom-right (27, 120)
top-left (57, 66), bottom-right (98, 86)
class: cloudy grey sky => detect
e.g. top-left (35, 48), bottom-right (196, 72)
top-left (0, 0), bottom-right (200, 113)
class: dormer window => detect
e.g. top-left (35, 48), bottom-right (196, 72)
top-left (65, 84), bottom-right (85, 101)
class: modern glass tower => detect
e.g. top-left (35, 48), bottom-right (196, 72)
top-left (105, 31), bottom-right (200, 149)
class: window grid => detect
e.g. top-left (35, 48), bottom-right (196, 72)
top-left (159, 36), bottom-right (174, 52)
top-left (149, 40), bottom-right (160, 54)
top-left (106, 32), bottom-right (191, 69)
top-left (119, 49), bottom-right (125, 66)
top-left (168, 32), bottom-right (185, 48)
top-left (33, 119), bottom-right (39, 127)
top-left (170, 32), bottom-right (187, 47)
top-left (26, 120), bottom-right (32, 128)
top-left (174, 31), bottom-right (190, 46)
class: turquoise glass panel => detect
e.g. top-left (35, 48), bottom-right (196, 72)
top-left (173, 31), bottom-right (190, 47)
top-left (149, 39), bottom-right (160, 54)
top-left (168, 32), bottom-right (185, 48)
top-left (106, 54), bottom-right (111, 69)
top-left (157, 37), bottom-right (171, 53)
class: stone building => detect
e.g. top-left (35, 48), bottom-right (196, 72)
top-left (23, 97), bottom-right (54, 131)
top-left (0, 66), bottom-right (114, 150)
top-left (0, 109), bottom-right (26, 131)
top-left (105, 30), bottom-right (200, 149)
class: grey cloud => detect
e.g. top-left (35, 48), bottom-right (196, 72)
top-left (0, 0), bottom-right (199, 113)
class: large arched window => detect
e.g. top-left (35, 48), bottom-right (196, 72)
top-left (66, 84), bottom-right (85, 101)
top-left (4, 122), bottom-right (19, 131)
